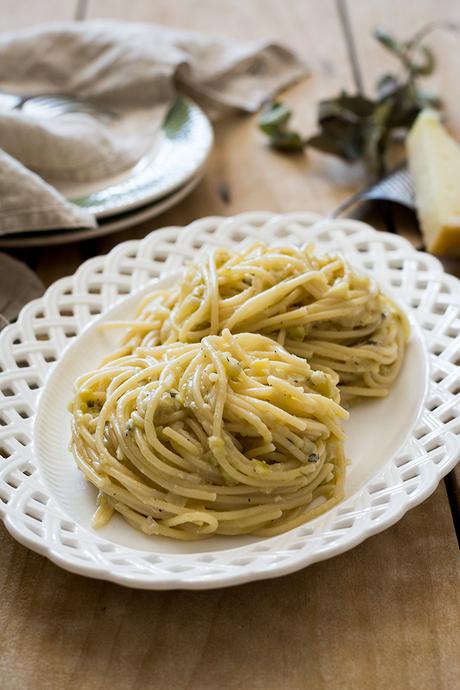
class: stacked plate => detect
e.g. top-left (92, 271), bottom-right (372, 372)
top-left (0, 97), bottom-right (213, 248)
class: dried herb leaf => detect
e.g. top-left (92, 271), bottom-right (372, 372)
top-left (373, 28), bottom-right (405, 57)
top-left (373, 28), bottom-right (436, 77)
top-left (258, 22), bottom-right (456, 177)
top-left (269, 130), bottom-right (305, 151)
top-left (364, 100), bottom-right (393, 175)
top-left (259, 102), bottom-right (292, 136)
top-left (318, 94), bottom-right (375, 121)
top-left (259, 101), bottom-right (305, 151)
top-left (409, 45), bottom-right (436, 76)
top-left (376, 73), bottom-right (399, 99)
top-left (307, 119), bottom-right (363, 162)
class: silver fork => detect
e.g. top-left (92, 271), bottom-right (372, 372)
top-left (330, 164), bottom-right (415, 218)
top-left (0, 90), bottom-right (117, 120)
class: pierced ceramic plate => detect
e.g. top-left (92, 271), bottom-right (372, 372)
top-left (0, 213), bottom-right (459, 590)
top-left (58, 96), bottom-right (213, 218)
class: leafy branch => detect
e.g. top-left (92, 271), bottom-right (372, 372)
top-left (259, 22), bottom-right (458, 177)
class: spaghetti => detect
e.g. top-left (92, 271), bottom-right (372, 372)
top-left (107, 242), bottom-right (409, 403)
top-left (71, 241), bottom-right (409, 539)
top-left (70, 330), bottom-right (347, 539)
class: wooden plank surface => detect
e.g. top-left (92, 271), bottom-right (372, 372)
top-left (0, 484), bottom-right (458, 690)
top-left (0, 0), bottom-right (77, 29)
top-left (0, 2), bottom-right (459, 689)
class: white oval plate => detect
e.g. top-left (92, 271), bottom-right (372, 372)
top-left (0, 213), bottom-right (459, 589)
top-left (34, 274), bottom-right (427, 553)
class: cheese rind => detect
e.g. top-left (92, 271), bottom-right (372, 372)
top-left (407, 109), bottom-right (460, 255)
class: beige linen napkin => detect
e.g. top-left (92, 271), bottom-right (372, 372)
top-left (0, 251), bottom-right (44, 327)
top-left (0, 20), bottom-right (308, 236)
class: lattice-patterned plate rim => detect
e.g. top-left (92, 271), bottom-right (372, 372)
top-left (0, 212), bottom-right (459, 589)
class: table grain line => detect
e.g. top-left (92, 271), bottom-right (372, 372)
top-left (74, 0), bottom-right (89, 21)
top-left (335, 0), bottom-right (364, 94)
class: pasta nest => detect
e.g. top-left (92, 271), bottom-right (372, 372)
top-left (113, 241), bottom-right (409, 403)
top-left (70, 330), bottom-right (348, 539)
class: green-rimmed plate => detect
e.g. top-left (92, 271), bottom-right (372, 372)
top-left (56, 97), bottom-right (213, 218)
top-left (0, 170), bottom-right (204, 248)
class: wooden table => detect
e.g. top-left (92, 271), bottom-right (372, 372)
top-left (1, 2), bottom-right (459, 689)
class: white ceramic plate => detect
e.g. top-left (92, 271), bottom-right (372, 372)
top-left (0, 213), bottom-right (459, 589)
top-left (59, 97), bottom-right (213, 218)
top-left (34, 274), bottom-right (427, 550)
top-left (0, 171), bottom-right (204, 248)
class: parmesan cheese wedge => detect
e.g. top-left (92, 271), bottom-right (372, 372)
top-left (407, 109), bottom-right (460, 255)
